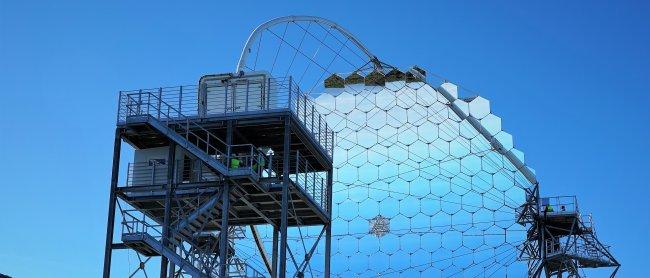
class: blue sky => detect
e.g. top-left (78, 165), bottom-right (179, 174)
top-left (1, 0), bottom-right (648, 277)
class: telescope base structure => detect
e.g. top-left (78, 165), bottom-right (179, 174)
top-left (517, 189), bottom-right (620, 278)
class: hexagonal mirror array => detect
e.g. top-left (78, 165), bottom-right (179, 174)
top-left (235, 77), bottom-right (535, 277)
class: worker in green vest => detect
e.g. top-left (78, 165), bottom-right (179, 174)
top-left (230, 156), bottom-right (241, 169)
top-left (545, 204), bottom-right (554, 213)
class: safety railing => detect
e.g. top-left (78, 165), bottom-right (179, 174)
top-left (177, 159), bottom-right (221, 184)
top-left (539, 195), bottom-right (578, 214)
top-left (117, 76), bottom-right (334, 160)
top-left (202, 76), bottom-right (334, 159)
top-left (121, 210), bottom-right (164, 237)
top-left (291, 150), bottom-right (328, 213)
top-left (121, 210), bottom-right (235, 276)
top-left (118, 91), bottom-right (229, 162)
top-left (118, 91), bottom-right (276, 179)
top-left (124, 153), bottom-right (273, 187)
top-left (581, 213), bottom-right (595, 234)
top-left (544, 237), bottom-right (607, 263)
top-left (121, 210), bottom-right (209, 270)
top-left (291, 81), bottom-right (335, 159)
top-left (228, 144), bottom-right (273, 179)
top-left (126, 161), bottom-right (169, 186)
top-left (125, 159), bottom-right (224, 187)
top-left (118, 86), bottom-right (199, 121)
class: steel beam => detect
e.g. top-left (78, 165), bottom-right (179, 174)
top-left (219, 182), bottom-right (231, 277)
top-left (102, 128), bottom-right (122, 278)
top-left (168, 259), bottom-right (175, 278)
top-left (271, 227), bottom-right (279, 278)
top-left (251, 225), bottom-right (273, 275)
top-left (279, 116), bottom-right (291, 278)
top-left (219, 120), bottom-right (234, 277)
top-left (160, 142), bottom-right (176, 278)
top-left (239, 196), bottom-right (276, 227)
top-left (324, 169), bottom-right (333, 278)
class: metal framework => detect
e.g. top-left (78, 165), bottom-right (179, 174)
top-left (103, 73), bottom-right (334, 278)
top-left (236, 15), bottom-right (380, 74)
top-left (517, 188), bottom-right (620, 277)
top-left (102, 15), bottom-right (620, 277)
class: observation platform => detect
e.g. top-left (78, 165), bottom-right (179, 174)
top-left (546, 252), bottom-right (619, 269)
top-left (539, 196), bottom-right (593, 236)
top-left (117, 72), bottom-right (334, 172)
top-left (117, 176), bottom-right (329, 228)
top-left (115, 72), bottom-right (333, 229)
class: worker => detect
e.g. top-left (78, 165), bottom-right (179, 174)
top-left (230, 156), bottom-right (241, 169)
top-left (252, 154), bottom-right (265, 173)
top-left (545, 204), bottom-right (554, 213)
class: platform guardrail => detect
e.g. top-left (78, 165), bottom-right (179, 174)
top-left (117, 91), bottom-right (271, 179)
top-left (117, 76), bottom-right (334, 160)
top-left (291, 151), bottom-right (328, 213)
top-left (540, 195), bottom-right (578, 214)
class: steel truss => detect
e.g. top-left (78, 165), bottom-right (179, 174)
top-left (517, 186), bottom-right (620, 277)
top-left (103, 72), bottom-right (334, 278)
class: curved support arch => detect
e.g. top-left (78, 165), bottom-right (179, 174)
top-left (236, 15), bottom-right (379, 73)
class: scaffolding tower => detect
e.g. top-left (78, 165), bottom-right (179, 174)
top-left (102, 72), bottom-right (334, 278)
top-left (517, 186), bottom-right (620, 277)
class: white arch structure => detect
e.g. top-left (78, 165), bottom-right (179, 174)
top-left (235, 15), bottom-right (537, 189)
top-left (235, 15), bottom-right (380, 73)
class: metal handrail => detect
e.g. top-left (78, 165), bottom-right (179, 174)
top-left (200, 76), bottom-right (334, 159)
top-left (125, 159), bottom-right (225, 187)
top-left (117, 76), bottom-right (335, 160)
top-left (122, 211), bottom-right (265, 277)
top-left (125, 162), bottom-right (169, 186)
top-left (291, 151), bottom-right (328, 212)
top-left (121, 210), bottom-right (227, 275)
top-left (120, 91), bottom-right (229, 161)
top-left (288, 79), bottom-right (334, 158)
top-left (229, 144), bottom-right (271, 178)
top-left (118, 91), bottom-right (278, 179)
top-left (544, 237), bottom-right (608, 262)
top-left (539, 195), bottom-right (578, 214)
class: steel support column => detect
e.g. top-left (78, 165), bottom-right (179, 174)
top-left (324, 169), bottom-right (333, 278)
top-left (279, 116), bottom-right (291, 278)
top-left (168, 255), bottom-right (176, 278)
top-left (219, 182), bottom-right (231, 277)
top-left (219, 120), bottom-right (234, 277)
top-left (271, 227), bottom-right (279, 278)
top-left (160, 142), bottom-right (176, 278)
top-left (102, 128), bottom-right (122, 278)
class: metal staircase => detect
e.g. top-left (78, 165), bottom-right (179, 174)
top-left (121, 211), bottom-right (216, 277)
top-left (116, 89), bottom-right (272, 277)
top-left (121, 210), bottom-right (264, 278)
top-left (174, 191), bottom-right (225, 240)
top-left (109, 75), bottom-right (334, 277)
